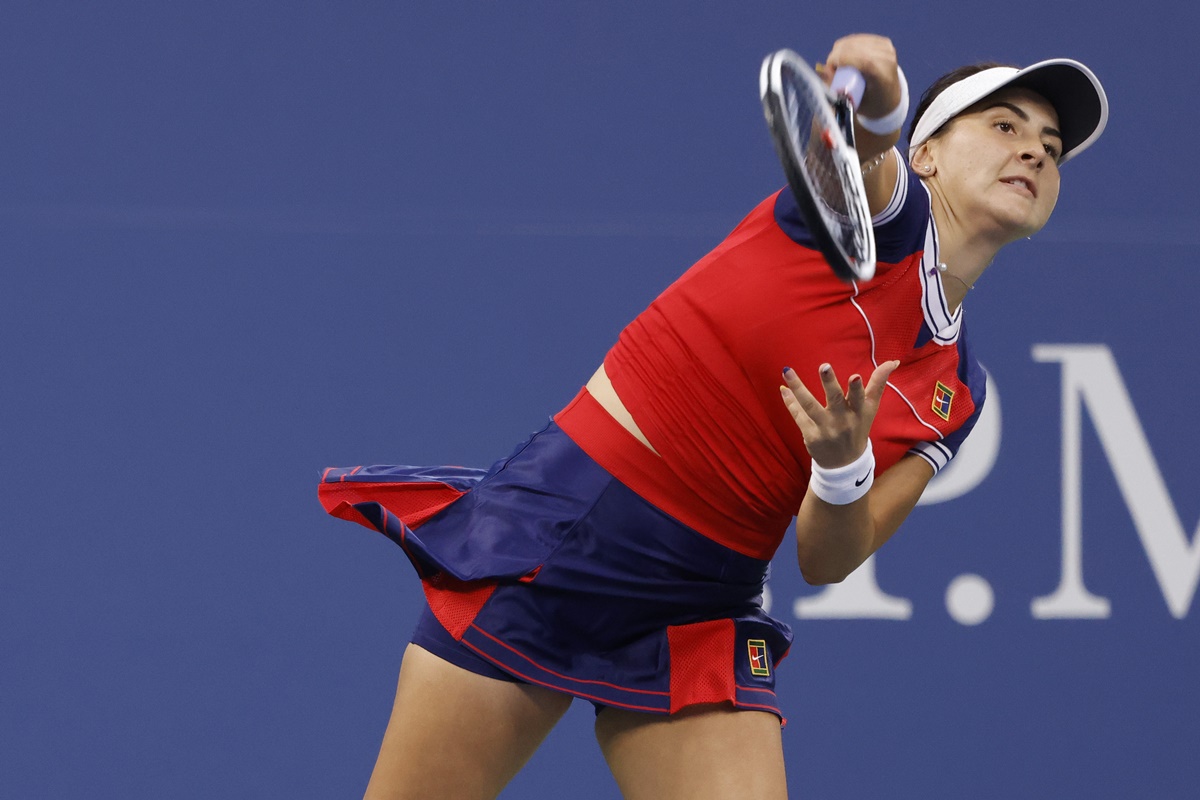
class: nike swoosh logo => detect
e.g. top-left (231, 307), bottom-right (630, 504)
top-left (854, 471), bottom-right (871, 487)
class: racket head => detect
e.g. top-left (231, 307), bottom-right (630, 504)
top-left (760, 49), bottom-right (876, 282)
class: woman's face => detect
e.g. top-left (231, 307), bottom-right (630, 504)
top-left (918, 87), bottom-right (1063, 241)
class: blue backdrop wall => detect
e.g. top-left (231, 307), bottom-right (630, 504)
top-left (3, 2), bottom-right (1197, 798)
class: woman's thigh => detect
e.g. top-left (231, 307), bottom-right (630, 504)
top-left (364, 644), bottom-right (573, 800)
top-left (594, 703), bottom-right (788, 800)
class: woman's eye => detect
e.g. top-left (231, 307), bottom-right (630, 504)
top-left (995, 121), bottom-right (1014, 133)
top-left (1044, 142), bottom-right (1061, 159)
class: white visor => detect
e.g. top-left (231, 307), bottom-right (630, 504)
top-left (907, 59), bottom-right (1109, 165)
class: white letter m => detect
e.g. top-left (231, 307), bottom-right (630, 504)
top-left (1033, 344), bottom-right (1200, 619)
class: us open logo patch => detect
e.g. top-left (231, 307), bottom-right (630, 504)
top-left (747, 639), bottom-right (771, 677)
top-left (932, 381), bottom-right (955, 421)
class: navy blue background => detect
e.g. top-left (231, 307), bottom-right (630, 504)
top-left (3, 2), bottom-right (1197, 798)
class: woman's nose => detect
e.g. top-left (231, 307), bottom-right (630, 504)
top-left (1019, 145), bottom-right (1045, 169)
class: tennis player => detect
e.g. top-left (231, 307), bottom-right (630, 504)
top-left (319, 34), bottom-right (1108, 799)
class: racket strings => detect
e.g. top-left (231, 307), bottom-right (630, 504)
top-left (789, 93), bottom-right (860, 252)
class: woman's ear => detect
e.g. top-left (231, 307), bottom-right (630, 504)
top-left (910, 141), bottom-right (936, 176)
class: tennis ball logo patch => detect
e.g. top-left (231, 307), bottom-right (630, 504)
top-left (747, 639), bottom-right (771, 677)
top-left (932, 381), bottom-right (955, 421)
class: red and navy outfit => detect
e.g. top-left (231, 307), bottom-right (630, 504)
top-left (319, 153), bottom-right (985, 719)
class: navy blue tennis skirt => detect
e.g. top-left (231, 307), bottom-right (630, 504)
top-left (320, 421), bottom-right (793, 717)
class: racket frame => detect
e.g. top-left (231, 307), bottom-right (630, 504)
top-left (760, 50), bottom-right (877, 282)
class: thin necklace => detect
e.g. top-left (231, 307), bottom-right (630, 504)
top-left (937, 262), bottom-right (974, 292)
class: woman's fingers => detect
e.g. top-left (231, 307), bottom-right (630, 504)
top-left (785, 363), bottom-right (887, 416)
top-left (864, 359), bottom-right (900, 405)
top-left (779, 384), bottom-right (811, 431)
top-left (824, 34), bottom-right (897, 82)
top-left (782, 360), bottom-right (900, 422)
top-left (823, 34), bottom-right (900, 119)
top-left (817, 363), bottom-right (847, 409)
top-left (845, 373), bottom-right (865, 410)
top-left (781, 367), bottom-right (825, 421)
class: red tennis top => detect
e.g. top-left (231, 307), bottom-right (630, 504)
top-left (555, 160), bottom-right (985, 560)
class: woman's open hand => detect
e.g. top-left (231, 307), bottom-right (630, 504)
top-left (780, 360), bottom-right (899, 468)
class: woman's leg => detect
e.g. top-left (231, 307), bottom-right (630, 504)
top-left (594, 703), bottom-right (789, 800)
top-left (363, 644), bottom-right (573, 800)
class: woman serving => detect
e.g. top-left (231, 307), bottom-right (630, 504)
top-left (319, 33), bottom-right (1108, 800)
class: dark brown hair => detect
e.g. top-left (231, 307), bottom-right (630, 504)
top-left (907, 62), bottom-right (1016, 147)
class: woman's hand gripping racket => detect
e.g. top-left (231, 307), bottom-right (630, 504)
top-left (760, 50), bottom-right (876, 282)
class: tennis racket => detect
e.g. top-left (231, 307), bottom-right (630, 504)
top-left (760, 49), bottom-right (876, 282)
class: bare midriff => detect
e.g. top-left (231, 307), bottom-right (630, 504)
top-left (584, 364), bottom-right (660, 456)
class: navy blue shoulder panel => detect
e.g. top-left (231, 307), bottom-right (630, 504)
top-left (940, 316), bottom-right (987, 457)
top-left (873, 167), bottom-right (930, 265)
top-left (774, 166), bottom-right (930, 263)
top-left (772, 186), bottom-right (818, 249)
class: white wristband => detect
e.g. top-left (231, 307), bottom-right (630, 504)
top-left (856, 66), bottom-right (909, 136)
top-left (809, 440), bottom-right (875, 505)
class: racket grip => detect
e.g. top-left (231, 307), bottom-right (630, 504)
top-left (830, 67), bottom-right (866, 109)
